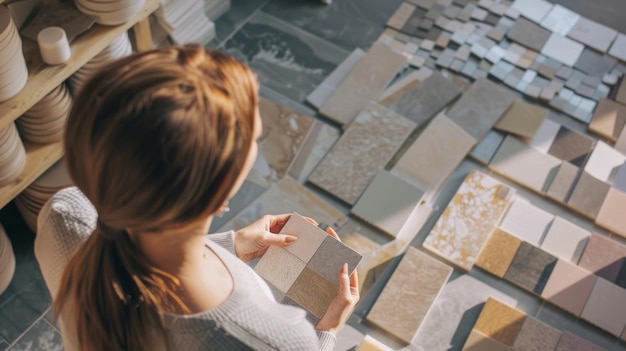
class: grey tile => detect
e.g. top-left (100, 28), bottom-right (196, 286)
top-left (566, 171), bottom-right (611, 219)
top-left (469, 130), bottom-right (505, 165)
top-left (306, 236), bottom-right (362, 286)
top-left (6, 319), bottom-right (63, 351)
top-left (207, 0), bottom-right (270, 47)
top-left (544, 161), bottom-right (579, 202)
top-left (574, 48), bottom-right (617, 77)
top-left (0, 340), bottom-right (6, 351)
top-left (567, 16), bottom-right (618, 53)
top-left (504, 242), bottom-right (558, 295)
top-left (608, 33), bottom-right (626, 62)
top-left (547, 126), bottom-right (595, 167)
top-left (0, 278), bottom-right (51, 344)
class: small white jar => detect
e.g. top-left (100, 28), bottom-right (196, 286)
top-left (37, 27), bottom-right (71, 65)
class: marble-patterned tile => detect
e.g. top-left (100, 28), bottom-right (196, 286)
top-left (494, 100), bottom-right (549, 140)
top-left (583, 141), bottom-right (625, 183)
top-left (490, 135), bottom-right (562, 193)
top-left (540, 216), bottom-right (590, 263)
top-left (352, 170), bottom-right (425, 238)
top-left (279, 212), bottom-right (330, 263)
top-left (596, 188), bottom-right (626, 239)
top-left (567, 17), bottom-right (618, 53)
top-left (529, 118), bottom-right (560, 153)
top-left (0, 278), bottom-right (51, 343)
top-left (208, 0), bottom-right (270, 47)
top-left (462, 330), bottom-right (512, 351)
top-left (512, 317), bottom-right (561, 351)
top-left (504, 242), bottom-right (558, 295)
top-left (358, 335), bottom-right (394, 351)
top-left (306, 48), bottom-right (365, 109)
top-left (544, 161), bottom-right (580, 203)
top-left (588, 99), bottom-right (626, 142)
top-left (540, 33), bottom-right (584, 67)
top-left (6, 319), bottom-right (63, 351)
top-left (548, 126), bottom-right (595, 167)
top-left (567, 171), bottom-right (610, 219)
top-left (475, 228), bottom-right (523, 278)
top-left (309, 103), bottom-right (416, 205)
top-left (541, 259), bottom-right (596, 316)
top-left (499, 198), bottom-right (555, 245)
top-left (539, 4), bottom-right (580, 36)
top-left (366, 247), bottom-right (452, 344)
top-left (286, 267), bottom-right (337, 319)
top-left (575, 49), bottom-right (617, 77)
top-left (469, 130), bottom-right (505, 165)
top-left (608, 33), bottom-right (626, 62)
top-left (580, 277), bottom-right (626, 337)
top-left (578, 233), bottom-right (626, 283)
top-left (555, 332), bottom-right (605, 351)
top-left (223, 11), bottom-right (349, 103)
top-left (423, 170), bottom-right (515, 271)
top-left (254, 246), bottom-right (307, 293)
top-left (287, 121), bottom-right (341, 184)
top-left (388, 72), bottom-right (462, 127)
top-left (307, 235), bottom-right (363, 286)
top-left (507, 18), bottom-right (551, 52)
top-left (511, 0), bottom-right (552, 23)
top-left (392, 114), bottom-right (476, 193)
top-left (474, 298), bottom-right (526, 346)
top-left (319, 43), bottom-right (407, 126)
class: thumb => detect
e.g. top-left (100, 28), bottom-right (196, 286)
top-left (263, 232), bottom-right (298, 247)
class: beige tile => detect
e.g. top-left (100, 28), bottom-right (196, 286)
top-left (499, 198), bottom-right (555, 245)
top-left (254, 246), bottom-right (306, 293)
top-left (512, 317), bottom-right (561, 351)
top-left (615, 124), bottom-right (626, 155)
top-left (287, 121), bottom-right (341, 183)
top-left (540, 216), bottom-right (590, 263)
top-left (588, 98), bottom-right (626, 142)
top-left (358, 335), bottom-right (394, 351)
top-left (286, 267), bottom-right (337, 319)
top-left (306, 49), bottom-right (366, 109)
top-left (279, 212), bottom-right (329, 263)
top-left (583, 140), bottom-right (625, 183)
top-left (580, 277), bottom-right (626, 336)
top-left (544, 161), bottom-right (580, 203)
top-left (463, 330), bottom-right (512, 351)
top-left (596, 188), bottom-right (626, 239)
top-left (474, 298), bottom-right (526, 346)
top-left (475, 228), bottom-right (522, 278)
top-left (495, 100), bottom-right (549, 140)
top-left (541, 259), bottom-right (596, 316)
top-left (566, 171), bottom-right (610, 219)
top-left (340, 231), bottom-right (380, 257)
top-left (579, 233), bottom-right (626, 282)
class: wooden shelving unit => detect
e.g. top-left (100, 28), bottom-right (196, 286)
top-left (0, 0), bottom-right (159, 209)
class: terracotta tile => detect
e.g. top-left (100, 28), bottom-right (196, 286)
top-left (555, 332), bottom-right (604, 351)
top-left (319, 43), bottom-right (407, 126)
top-left (309, 102), bottom-right (416, 205)
top-left (511, 0), bottom-right (553, 23)
top-left (544, 161), bottom-right (580, 203)
top-left (474, 298), bottom-right (526, 346)
top-left (463, 330), bottom-right (512, 351)
top-left (507, 18), bottom-right (551, 52)
top-left (596, 188), bottom-right (626, 239)
top-left (541, 259), bottom-right (596, 316)
top-left (567, 17), bottom-right (618, 53)
top-left (306, 49), bottom-right (365, 109)
top-left (423, 171), bottom-right (515, 271)
top-left (529, 118), bottom-right (560, 153)
top-left (580, 278), bottom-right (626, 336)
top-left (475, 228), bottom-right (523, 278)
top-left (494, 100), bottom-right (549, 140)
top-left (392, 114), bottom-right (476, 193)
top-left (470, 130), bottom-right (505, 165)
top-left (548, 126), bottom-right (595, 167)
top-left (504, 242), bottom-right (558, 295)
top-left (540, 216), bottom-right (590, 263)
top-left (357, 335), bottom-right (394, 351)
top-left (589, 99), bottom-right (626, 142)
top-left (254, 246), bottom-right (307, 293)
top-left (286, 267), bottom-right (337, 319)
top-left (583, 140), bottom-right (625, 183)
top-left (366, 247), bottom-right (452, 344)
top-left (566, 171), bottom-right (610, 219)
top-left (279, 212), bottom-right (329, 263)
top-left (578, 233), bottom-right (626, 282)
top-left (512, 317), bottom-right (561, 351)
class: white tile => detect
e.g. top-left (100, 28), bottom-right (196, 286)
top-left (584, 140), bottom-right (626, 183)
top-left (511, 0), bottom-right (553, 23)
top-left (529, 118), bottom-right (560, 153)
top-left (540, 4), bottom-right (580, 35)
top-left (254, 246), bottom-right (306, 293)
top-left (499, 197), bottom-right (555, 245)
top-left (540, 216), bottom-right (590, 263)
top-left (541, 34), bottom-right (584, 67)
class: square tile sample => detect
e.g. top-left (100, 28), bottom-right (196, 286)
top-left (490, 135), bottom-right (562, 193)
top-left (596, 188), bottom-right (626, 239)
top-left (567, 17), bottom-right (618, 53)
top-left (463, 330), bottom-right (512, 351)
top-left (613, 161), bottom-right (626, 192)
top-left (306, 48), bottom-right (365, 109)
top-left (255, 246), bottom-right (307, 293)
top-left (529, 118), bottom-right (560, 153)
top-left (494, 100), bottom-right (549, 140)
top-left (470, 130), bottom-right (505, 165)
top-left (547, 126), bottom-right (595, 167)
top-left (340, 231), bottom-right (380, 257)
top-left (578, 233), bottom-right (626, 282)
top-left (286, 267), bottom-right (337, 319)
top-left (280, 212), bottom-right (331, 263)
top-left (580, 278), bottom-right (626, 336)
top-left (507, 18), bottom-right (551, 52)
top-left (499, 198), bottom-right (555, 245)
top-left (366, 247), bottom-right (452, 344)
top-left (541, 259), bottom-right (596, 316)
top-left (319, 43), bottom-right (407, 126)
top-left (309, 102), bottom-right (416, 205)
top-left (352, 170), bottom-right (425, 238)
top-left (392, 114), bottom-right (477, 192)
top-left (540, 216), bottom-right (590, 263)
top-left (540, 4), bottom-right (580, 35)
top-left (566, 171), bottom-right (611, 219)
top-left (583, 140), bottom-right (626, 183)
top-left (504, 242), bottom-right (558, 295)
top-left (544, 161), bottom-right (580, 202)
top-left (511, 0), bottom-right (553, 23)
top-left (589, 98), bottom-right (626, 142)
top-left (609, 33), bottom-right (626, 62)
top-left (423, 171), bottom-right (515, 271)
top-left (540, 33), bottom-right (584, 67)
top-left (575, 49), bottom-right (617, 77)
top-left (474, 298), bottom-right (526, 346)
top-left (475, 228), bottom-right (523, 278)
top-left (388, 71), bottom-right (462, 127)
top-left (555, 332), bottom-right (605, 351)
top-left (447, 77), bottom-right (515, 140)
top-left (512, 317), bottom-right (561, 351)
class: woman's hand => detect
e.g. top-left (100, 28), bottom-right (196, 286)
top-left (234, 214), bottom-right (299, 262)
top-left (315, 227), bottom-right (360, 334)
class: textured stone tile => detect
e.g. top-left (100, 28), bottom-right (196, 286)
top-left (512, 317), bottom-right (561, 351)
top-left (567, 17), bottom-right (618, 53)
top-left (540, 4), bottom-right (580, 35)
top-left (307, 235), bottom-right (362, 286)
top-left (499, 198), bottom-right (555, 245)
top-left (589, 99), bottom-right (626, 142)
top-left (463, 330), bottom-right (512, 350)
top-left (540, 33), bottom-right (584, 67)
top-left (379, 70), bottom-right (422, 106)
top-left (309, 102), bottom-right (415, 205)
top-left (423, 171), bottom-right (515, 271)
top-left (474, 298), bottom-right (526, 346)
top-left (286, 267), bottom-right (337, 319)
top-left (555, 332), bottom-right (604, 351)
top-left (306, 48), bottom-right (365, 109)
top-left (578, 233), bottom-right (626, 283)
top-left (504, 242), bottom-right (558, 295)
top-left (319, 43), bottom-right (407, 126)
top-left (279, 212), bottom-right (329, 263)
top-left (547, 126), bottom-right (595, 167)
top-left (475, 228), bottom-right (523, 278)
top-left (596, 189), bottom-right (626, 239)
top-left (287, 121), bottom-right (341, 185)
top-left (544, 161), bottom-right (580, 202)
top-left (566, 171), bottom-right (610, 219)
top-left (580, 278), bottom-right (626, 336)
top-left (392, 114), bottom-right (476, 193)
top-left (575, 49), bottom-right (617, 77)
top-left (469, 130), bottom-right (505, 165)
top-left (494, 100), bottom-right (549, 140)
top-left (540, 217), bottom-right (590, 263)
top-left (447, 78), bottom-right (515, 140)
top-left (507, 18), bottom-right (551, 52)
top-left (609, 33), bottom-right (626, 62)
top-left (542, 259), bottom-right (596, 316)
top-left (511, 0), bottom-right (552, 23)
top-left (583, 141), bottom-right (625, 183)
top-left (255, 246), bottom-right (307, 293)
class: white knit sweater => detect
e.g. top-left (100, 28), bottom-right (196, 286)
top-left (34, 187), bottom-right (335, 350)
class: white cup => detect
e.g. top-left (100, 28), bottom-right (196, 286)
top-left (37, 27), bottom-right (71, 65)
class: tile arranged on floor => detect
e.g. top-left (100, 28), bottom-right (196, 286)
top-left (462, 330), bottom-right (512, 351)
top-left (475, 228), bottom-right (523, 278)
top-left (498, 198), bottom-right (555, 245)
top-left (358, 335), bottom-right (394, 351)
top-left (340, 231), bottom-right (380, 257)
top-left (473, 298), bottom-right (526, 346)
top-left (494, 99), bottom-right (549, 140)
top-left (578, 233), bottom-right (626, 283)
top-left (446, 78), bottom-right (515, 140)
top-left (529, 118), bottom-right (561, 153)
top-left (616, 125), bottom-right (626, 155)
top-left (423, 170), bottom-right (515, 271)
top-left (366, 247), bottom-right (452, 344)
top-left (583, 140), bottom-right (626, 183)
top-left (0, 277), bottom-right (51, 344)
top-left (574, 48), bottom-right (617, 77)
top-left (540, 33), bottom-right (584, 67)
top-left (507, 18), bottom-right (551, 52)
top-left (616, 78), bottom-right (626, 106)
top-left (539, 4), bottom-right (580, 36)
top-left (555, 332), bottom-right (605, 351)
top-left (566, 171), bottom-right (610, 219)
top-left (543, 161), bottom-right (580, 203)
top-left (391, 113), bottom-right (476, 193)
top-left (309, 102), bottom-right (416, 205)
top-left (596, 188), bottom-right (626, 238)
top-left (547, 126), bottom-right (595, 167)
top-left (504, 241), bottom-right (558, 295)
top-left (567, 16), bottom-right (618, 53)
top-left (387, 71), bottom-right (462, 126)
top-left (540, 216), bottom-right (590, 263)
top-left (335, 324), bottom-right (366, 351)
top-left (351, 170), bottom-right (425, 238)
top-left (512, 316), bottom-right (562, 351)
top-left (287, 121), bottom-right (341, 184)
top-left (588, 98), bottom-right (626, 142)
top-left (511, 0), bottom-right (553, 23)
top-left (306, 48), bottom-right (365, 109)
top-left (4, 319), bottom-right (63, 351)
top-left (608, 33), bottom-right (626, 62)
top-left (489, 135), bottom-right (561, 193)
top-left (541, 259), bottom-right (596, 316)
top-left (379, 70), bottom-right (423, 106)
top-left (612, 162), bottom-right (626, 192)
top-left (319, 43), bottom-right (407, 126)
top-left (469, 130), bottom-right (505, 165)
top-left (580, 277), bottom-right (626, 337)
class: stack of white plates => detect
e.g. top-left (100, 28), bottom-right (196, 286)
top-left (16, 84), bottom-right (72, 144)
top-left (0, 123), bottom-right (26, 187)
top-left (74, 0), bottom-right (145, 26)
top-left (156, 0), bottom-right (216, 44)
top-left (0, 5), bottom-right (28, 102)
top-left (69, 31), bottom-right (132, 93)
top-left (15, 158), bottom-right (72, 232)
top-left (0, 223), bottom-right (16, 295)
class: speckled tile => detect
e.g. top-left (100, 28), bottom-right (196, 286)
top-left (507, 18), bottom-right (551, 52)
top-left (474, 298), bottom-right (526, 346)
top-left (583, 141), bottom-right (625, 183)
top-left (544, 161), bottom-right (580, 202)
top-left (596, 188), bottom-right (626, 239)
top-left (578, 233), bottom-right (626, 283)
top-left (589, 99), bottom-right (626, 142)
top-left (555, 332), bottom-right (604, 351)
top-left (462, 330), bottom-right (512, 351)
top-left (392, 114), bottom-right (476, 193)
top-left (541, 259), bottom-right (596, 316)
top-left (286, 267), bottom-right (337, 319)
top-left (567, 17), bottom-right (618, 53)
top-left (319, 43), bottom-right (407, 126)
top-left (580, 277), bottom-right (626, 336)
top-left (494, 100), bottom-right (549, 140)
top-left (469, 130), bottom-right (505, 165)
top-left (540, 216), bottom-right (590, 263)
top-left (540, 33), bottom-right (584, 67)
top-left (307, 235), bottom-right (362, 286)
top-left (367, 247), bottom-right (452, 344)
top-left (423, 171), bottom-right (515, 271)
top-left (254, 246), bottom-right (307, 293)
top-left (475, 228), bottom-right (523, 278)
top-left (512, 317), bottom-right (561, 351)
top-left (540, 4), bottom-right (580, 36)
top-left (529, 118), bottom-right (560, 153)
top-left (447, 78), bottom-right (515, 140)
top-left (306, 48), bottom-right (365, 109)
top-left (499, 198), bottom-right (555, 245)
top-left (504, 242), bottom-right (558, 295)
top-left (547, 126), bottom-right (595, 167)
top-left (309, 102), bottom-right (416, 205)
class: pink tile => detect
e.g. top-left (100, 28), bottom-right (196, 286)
top-left (580, 278), bottom-right (626, 336)
top-left (578, 233), bottom-right (626, 282)
top-left (541, 259), bottom-right (596, 316)
top-left (555, 332), bottom-right (604, 351)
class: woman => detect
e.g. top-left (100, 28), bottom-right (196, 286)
top-left (34, 45), bottom-right (358, 351)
